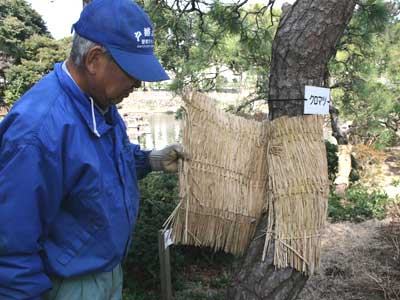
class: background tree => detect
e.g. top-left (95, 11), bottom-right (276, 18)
top-left (0, 0), bottom-right (48, 59)
top-left (0, 0), bottom-right (71, 105)
top-left (3, 35), bottom-right (70, 104)
top-left (139, 0), bottom-right (278, 98)
top-left (0, 0), bottom-right (50, 104)
top-left (330, 1), bottom-right (400, 147)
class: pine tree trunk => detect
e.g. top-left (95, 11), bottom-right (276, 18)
top-left (227, 1), bottom-right (356, 299)
top-left (269, 0), bottom-right (356, 119)
top-left (226, 216), bottom-right (308, 300)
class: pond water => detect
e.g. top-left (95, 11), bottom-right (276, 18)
top-left (1, 111), bottom-right (180, 151)
top-left (130, 113), bottom-right (182, 150)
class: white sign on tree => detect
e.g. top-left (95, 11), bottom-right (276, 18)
top-left (304, 86), bottom-right (330, 115)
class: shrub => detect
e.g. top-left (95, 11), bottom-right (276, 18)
top-left (124, 173), bottom-right (236, 298)
top-left (124, 173), bottom-right (182, 295)
top-left (374, 129), bottom-right (399, 150)
top-left (325, 141), bottom-right (339, 182)
top-left (328, 185), bottom-right (390, 222)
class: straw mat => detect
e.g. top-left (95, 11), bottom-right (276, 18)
top-left (165, 91), bottom-right (329, 275)
top-left (165, 91), bottom-right (270, 255)
top-left (264, 115), bottom-right (329, 274)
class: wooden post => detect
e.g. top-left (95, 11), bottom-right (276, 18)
top-left (158, 230), bottom-right (173, 300)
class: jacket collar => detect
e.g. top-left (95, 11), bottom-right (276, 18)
top-left (54, 62), bottom-right (115, 137)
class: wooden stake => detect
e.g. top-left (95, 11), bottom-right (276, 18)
top-left (158, 230), bottom-right (172, 300)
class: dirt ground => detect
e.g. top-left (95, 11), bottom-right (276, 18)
top-left (298, 147), bottom-right (400, 300)
top-left (172, 146), bottom-right (400, 300)
top-left (355, 146), bottom-right (400, 199)
top-left (297, 218), bottom-right (400, 300)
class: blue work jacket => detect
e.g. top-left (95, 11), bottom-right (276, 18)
top-left (0, 63), bottom-right (152, 299)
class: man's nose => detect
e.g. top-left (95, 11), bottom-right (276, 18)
top-left (130, 78), bottom-right (141, 89)
top-left (133, 80), bottom-right (142, 89)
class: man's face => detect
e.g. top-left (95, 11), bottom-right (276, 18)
top-left (89, 52), bottom-right (142, 109)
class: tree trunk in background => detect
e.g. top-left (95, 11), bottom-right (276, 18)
top-left (227, 1), bottom-right (356, 299)
top-left (330, 105), bottom-right (353, 195)
top-left (334, 144), bottom-right (353, 196)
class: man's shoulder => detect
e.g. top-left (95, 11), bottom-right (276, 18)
top-left (0, 72), bottom-right (78, 149)
top-left (12, 71), bottom-right (67, 117)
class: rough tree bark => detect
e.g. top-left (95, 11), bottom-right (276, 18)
top-left (227, 1), bottom-right (356, 299)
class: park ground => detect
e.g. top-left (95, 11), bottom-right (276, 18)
top-left (168, 147), bottom-right (400, 300)
top-left (298, 147), bottom-right (400, 300)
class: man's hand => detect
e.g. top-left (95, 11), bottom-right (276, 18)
top-left (149, 144), bottom-right (186, 173)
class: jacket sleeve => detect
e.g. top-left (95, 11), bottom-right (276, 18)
top-left (130, 144), bottom-right (152, 180)
top-left (0, 142), bottom-right (61, 300)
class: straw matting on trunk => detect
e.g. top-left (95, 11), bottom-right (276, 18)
top-left (165, 91), bottom-right (329, 275)
top-left (264, 115), bottom-right (329, 275)
top-left (165, 91), bottom-right (270, 255)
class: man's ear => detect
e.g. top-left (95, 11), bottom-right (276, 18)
top-left (84, 45), bottom-right (106, 75)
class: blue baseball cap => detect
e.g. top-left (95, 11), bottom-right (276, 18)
top-left (72, 0), bottom-right (169, 82)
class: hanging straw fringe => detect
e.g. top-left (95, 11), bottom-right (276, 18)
top-left (264, 115), bottom-right (329, 275)
top-left (166, 91), bottom-right (329, 275)
top-left (167, 91), bottom-right (269, 255)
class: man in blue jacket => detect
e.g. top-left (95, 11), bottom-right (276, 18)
top-left (0, 0), bottom-right (183, 299)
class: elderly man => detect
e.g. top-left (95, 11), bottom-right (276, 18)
top-left (0, 0), bottom-right (183, 299)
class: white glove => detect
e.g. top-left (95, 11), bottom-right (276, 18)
top-left (149, 144), bottom-right (186, 173)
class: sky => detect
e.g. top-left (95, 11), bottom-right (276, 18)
top-left (27, 0), bottom-right (83, 39)
top-left (27, 0), bottom-right (295, 40)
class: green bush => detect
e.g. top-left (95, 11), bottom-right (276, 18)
top-left (124, 173), bottom-right (236, 299)
top-left (374, 129), bottom-right (399, 150)
top-left (325, 141), bottom-right (339, 182)
top-left (4, 35), bottom-right (70, 104)
top-left (124, 173), bottom-right (182, 295)
top-left (328, 185), bottom-right (390, 222)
